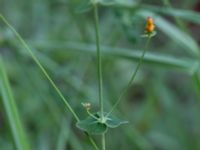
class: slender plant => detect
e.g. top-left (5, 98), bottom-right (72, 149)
top-left (76, 1), bottom-right (156, 150)
top-left (107, 17), bottom-right (156, 115)
top-left (0, 1), bottom-right (156, 149)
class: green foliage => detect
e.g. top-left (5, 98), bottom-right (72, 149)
top-left (104, 114), bottom-right (128, 128)
top-left (76, 112), bottom-right (128, 134)
top-left (0, 0), bottom-right (200, 149)
top-left (76, 114), bottom-right (108, 134)
top-left (0, 57), bottom-right (30, 150)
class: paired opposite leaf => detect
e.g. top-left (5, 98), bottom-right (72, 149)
top-left (76, 115), bottom-right (108, 134)
top-left (105, 115), bottom-right (129, 128)
top-left (76, 112), bottom-right (128, 134)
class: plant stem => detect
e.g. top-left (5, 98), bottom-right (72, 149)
top-left (87, 134), bottom-right (100, 150)
top-left (0, 14), bottom-right (99, 150)
top-left (107, 36), bottom-right (151, 115)
top-left (102, 133), bottom-right (106, 150)
top-left (0, 14), bottom-right (79, 122)
top-left (93, 3), bottom-right (106, 150)
top-left (94, 4), bottom-right (104, 120)
top-left (87, 110), bottom-right (99, 120)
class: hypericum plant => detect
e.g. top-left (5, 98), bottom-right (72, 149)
top-left (0, 1), bottom-right (156, 149)
top-left (76, 1), bottom-right (156, 150)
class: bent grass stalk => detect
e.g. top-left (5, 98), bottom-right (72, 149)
top-left (0, 14), bottom-right (99, 150)
top-left (107, 37), bottom-right (151, 116)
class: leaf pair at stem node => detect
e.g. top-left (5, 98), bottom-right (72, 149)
top-left (76, 110), bottom-right (128, 135)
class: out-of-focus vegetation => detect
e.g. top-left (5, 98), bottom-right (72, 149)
top-left (1, 0), bottom-right (200, 149)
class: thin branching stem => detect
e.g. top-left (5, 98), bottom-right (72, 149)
top-left (107, 37), bottom-right (151, 116)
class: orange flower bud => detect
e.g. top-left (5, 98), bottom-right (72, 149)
top-left (145, 17), bottom-right (155, 34)
top-left (146, 17), bottom-right (154, 25)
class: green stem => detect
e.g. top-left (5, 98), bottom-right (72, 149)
top-left (93, 3), bottom-right (105, 150)
top-left (0, 14), bottom-right (79, 122)
top-left (102, 133), bottom-right (106, 150)
top-left (87, 110), bottom-right (99, 120)
top-left (0, 14), bottom-right (99, 150)
top-left (107, 37), bottom-right (151, 115)
top-left (94, 4), bottom-right (104, 120)
top-left (87, 134), bottom-right (99, 150)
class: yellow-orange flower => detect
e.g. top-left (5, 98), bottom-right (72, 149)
top-left (145, 17), bottom-right (155, 34)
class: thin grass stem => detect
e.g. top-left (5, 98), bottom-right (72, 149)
top-left (0, 14), bottom-right (99, 150)
top-left (107, 37), bottom-right (151, 116)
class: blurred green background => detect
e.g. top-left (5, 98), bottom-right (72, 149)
top-left (1, 0), bottom-right (200, 149)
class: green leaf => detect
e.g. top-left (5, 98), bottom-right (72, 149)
top-left (192, 72), bottom-right (200, 101)
top-left (96, 112), bottom-right (128, 128)
top-left (76, 115), bottom-right (108, 135)
top-left (0, 57), bottom-right (30, 150)
top-left (76, 112), bottom-right (128, 134)
top-left (31, 41), bottom-right (197, 72)
top-left (105, 115), bottom-right (128, 128)
top-left (141, 31), bottom-right (157, 38)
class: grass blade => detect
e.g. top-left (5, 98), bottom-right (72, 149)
top-left (0, 57), bottom-right (30, 150)
top-left (31, 41), bottom-right (198, 72)
top-left (192, 72), bottom-right (200, 100)
top-left (56, 117), bottom-right (71, 150)
top-left (0, 14), bottom-right (99, 150)
top-left (142, 5), bottom-right (200, 25)
top-left (0, 14), bottom-right (79, 122)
